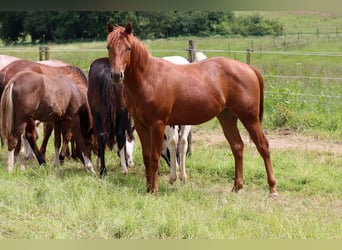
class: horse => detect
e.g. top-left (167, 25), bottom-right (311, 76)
top-left (0, 59), bottom-right (86, 164)
top-left (106, 23), bottom-right (278, 196)
top-left (161, 55), bottom-right (193, 184)
top-left (88, 57), bottom-right (135, 177)
top-left (0, 70), bottom-right (95, 173)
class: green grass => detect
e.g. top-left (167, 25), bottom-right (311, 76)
top-left (0, 12), bottom-right (341, 239)
top-left (0, 126), bottom-right (341, 239)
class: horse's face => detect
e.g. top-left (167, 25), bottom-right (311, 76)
top-left (107, 23), bottom-right (133, 84)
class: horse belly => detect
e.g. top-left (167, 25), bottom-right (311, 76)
top-left (168, 101), bottom-right (222, 125)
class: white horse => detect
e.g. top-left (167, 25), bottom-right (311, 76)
top-left (161, 52), bottom-right (207, 184)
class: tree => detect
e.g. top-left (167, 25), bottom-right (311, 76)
top-left (0, 12), bottom-right (26, 44)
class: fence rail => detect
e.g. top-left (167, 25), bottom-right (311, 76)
top-left (0, 43), bottom-right (341, 105)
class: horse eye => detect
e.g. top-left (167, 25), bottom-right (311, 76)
top-left (106, 45), bottom-right (110, 51)
top-left (126, 47), bottom-right (131, 52)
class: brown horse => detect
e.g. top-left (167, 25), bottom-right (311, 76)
top-left (0, 70), bottom-right (95, 173)
top-left (0, 59), bottom-right (87, 164)
top-left (106, 23), bottom-right (278, 196)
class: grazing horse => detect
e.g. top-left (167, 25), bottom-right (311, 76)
top-left (88, 57), bottom-right (135, 177)
top-left (0, 59), bottom-right (86, 164)
top-left (106, 23), bottom-right (278, 196)
top-left (161, 55), bottom-right (193, 184)
top-left (0, 70), bottom-right (95, 173)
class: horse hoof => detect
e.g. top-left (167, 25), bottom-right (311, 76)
top-left (121, 170), bottom-right (128, 175)
top-left (269, 192), bottom-right (279, 198)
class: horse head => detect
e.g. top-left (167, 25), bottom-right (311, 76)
top-left (107, 23), bottom-right (133, 84)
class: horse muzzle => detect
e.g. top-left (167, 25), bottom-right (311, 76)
top-left (111, 71), bottom-right (124, 84)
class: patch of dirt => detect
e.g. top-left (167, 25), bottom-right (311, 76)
top-left (192, 127), bottom-right (342, 155)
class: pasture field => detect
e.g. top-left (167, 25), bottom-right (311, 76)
top-left (0, 12), bottom-right (341, 239)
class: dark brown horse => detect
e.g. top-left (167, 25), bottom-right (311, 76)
top-left (88, 57), bottom-right (134, 177)
top-left (106, 23), bottom-right (278, 196)
top-left (0, 70), bottom-right (95, 173)
top-left (0, 59), bottom-right (87, 164)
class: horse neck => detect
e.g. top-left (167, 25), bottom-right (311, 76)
top-left (126, 37), bottom-right (150, 82)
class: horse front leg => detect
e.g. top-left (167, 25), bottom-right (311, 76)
top-left (217, 110), bottom-right (244, 193)
top-left (149, 122), bottom-right (166, 193)
top-left (53, 122), bottom-right (62, 165)
top-left (133, 120), bottom-right (151, 192)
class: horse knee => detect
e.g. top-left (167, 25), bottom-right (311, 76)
top-left (231, 142), bottom-right (244, 159)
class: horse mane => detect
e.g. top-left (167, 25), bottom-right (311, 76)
top-left (66, 66), bottom-right (88, 86)
top-left (130, 35), bottom-right (149, 70)
top-left (101, 64), bottom-right (117, 148)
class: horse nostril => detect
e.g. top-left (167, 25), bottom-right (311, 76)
top-left (111, 71), bottom-right (124, 83)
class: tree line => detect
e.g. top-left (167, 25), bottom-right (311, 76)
top-left (0, 11), bottom-right (284, 44)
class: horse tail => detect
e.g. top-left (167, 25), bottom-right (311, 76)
top-left (250, 65), bottom-right (264, 124)
top-left (1, 81), bottom-right (14, 139)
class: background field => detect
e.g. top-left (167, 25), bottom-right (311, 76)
top-left (0, 11), bottom-right (341, 239)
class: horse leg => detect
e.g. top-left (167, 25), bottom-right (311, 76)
top-left (149, 122), bottom-right (166, 193)
top-left (217, 110), bottom-right (245, 193)
top-left (133, 120), bottom-right (152, 192)
top-left (22, 133), bottom-right (34, 160)
top-left (125, 111), bottom-right (135, 169)
top-left (93, 112), bottom-right (106, 177)
top-left (116, 112), bottom-right (128, 174)
top-left (125, 138), bottom-right (135, 168)
top-left (40, 122), bottom-right (53, 161)
top-left (165, 125), bottom-right (179, 185)
top-left (52, 122), bottom-right (62, 165)
top-left (60, 127), bottom-right (72, 164)
top-left (241, 119), bottom-right (278, 196)
top-left (14, 136), bottom-right (25, 171)
top-left (179, 125), bottom-right (191, 183)
top-left (186, 128), bottom-right (192, 156)
top-left (6, 134), bottom-right (19, 172)
top-left (6, 121), bottom-right (26, 172)
top-left (24, 119), bottom-right (46, 165)
top-left (70, 118), bottom-right (95, 174)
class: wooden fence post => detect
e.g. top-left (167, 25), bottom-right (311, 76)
top-left (246, 48), bottom-right (251, 65)
top-left (188, 40), bottom-right (195, 63)
top-left (39, 46), bottom-right (50, 61)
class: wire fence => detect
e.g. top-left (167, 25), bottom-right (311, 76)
top-left (0, 46), bottom-right (341, 106)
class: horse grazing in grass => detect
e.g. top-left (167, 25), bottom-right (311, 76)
top-left (88, 57), bottom-right (134, 177)
top-left (0, 70), bottom-right (95, 173)
top-left (106, 23), bottom-right (278, 196)
top-left (0, 59), bottom-right (86, 164)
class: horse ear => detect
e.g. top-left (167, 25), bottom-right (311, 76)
top-left (107, 22), bottom-right (114, 33)
top-left (125, 23), bottom-right (133, 35)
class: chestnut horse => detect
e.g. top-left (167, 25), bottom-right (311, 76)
top-left (106, 23), bottom-right (277, 196)
top-left (88, 57), bottom-right (135, 177)
top-left (0, 70), bottom-right (95, 173)
top-left (0, 59), bottom-right (86, 164)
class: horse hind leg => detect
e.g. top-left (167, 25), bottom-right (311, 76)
top-left (217, 110), bottom-right (245, 193)
top-left (178, 125), bottom-right (191, 183)
top-left (165, 125), bottom-right (179, 185)
top-left (241, 119), bottom-right (278, 196)
top-left (125, 138), bottom-right (135, 169)
top-left (24, 119), bottom-right (46, 165)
